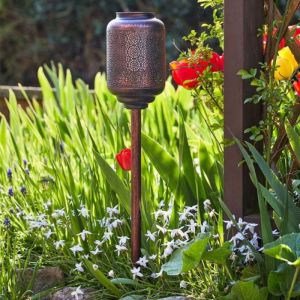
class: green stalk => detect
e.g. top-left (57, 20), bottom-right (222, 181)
top-left (286, 266), bottom-right (300, 300)
top-left (266, 0), bottom-right (292, 166)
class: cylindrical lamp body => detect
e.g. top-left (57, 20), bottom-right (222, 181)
top-left (107, 12), bottom-right (166, 109)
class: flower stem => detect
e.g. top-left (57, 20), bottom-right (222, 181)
top-left (286, 266), bottom-right (300, 300)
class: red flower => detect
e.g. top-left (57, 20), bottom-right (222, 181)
top-left (210, 52), bottom-right (224, 72)
top-left (116, 148), bottom-right (131, 171)
top-left (293, 81), bottom-right (300, 96)
top-left (170, 59), bottom-right (202, 89)
top-left (263, 29), bottom-right (286, 54)
top-left (292, 73), bottom-right (300, 97)
top-left (293, 27), bottom-right (300, 47)
top-left (170, 51), bottom-right (224, 90)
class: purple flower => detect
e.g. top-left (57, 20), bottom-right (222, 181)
top-left (23, 159), bottom-right (28, 167)
top-left (25, 168), bottom-right (30, 175)
top-left (8, 187), bottom-right (13, 197)
top-left (3, 217), bottom-right (10, 227)
top-left (20, 186), bottom-right (26, 195)
top-left (7, 168), bottom-right (12, 180)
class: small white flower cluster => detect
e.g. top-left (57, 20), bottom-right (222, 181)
top-left (25, 213), bottom-right (49, 230)
top-left (225, 216), bottom-right (259, 263)
top-left (10, 195), bottom-right (262, 291)
top-left (129, 201), bottom-right (209, 281)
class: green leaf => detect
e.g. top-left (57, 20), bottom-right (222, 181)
top-left (111, 278), bottom-right (142, 287)
top-left (178, 108), bottom-right (206, 202)
top-left (268, 263), bottom-right (295, 297)
top-left (286, 122), bottom-right (300, 163)
top-left (222, 281), bottom-right (268, 300)
top-left (162, 233), bottom-right (210, 275)
top-left (202, 242), bottom-right (232, 265)
top-left (141, 132), bottom-right (196, 206)
top-left (94, 151), bottom-right (130, 214)
top-left (264, 244), bottom-right (296, 264)
top-left (237, 70), bottom-right (253, 80)
top-left (84, 260), bottom-right (121, 297)
top-left (241, 265), bottom-right (260, 281)
top-left (235, 140), bottom-right (274, 276)
top-left (264, 233), bottom-right (300, 265)
top-left (247, 142), bottom-right (300, 234)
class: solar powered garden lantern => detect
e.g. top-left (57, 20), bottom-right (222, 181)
top-left (106, 12), bottom-right (166, 263)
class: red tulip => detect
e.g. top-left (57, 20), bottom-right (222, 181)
top-left (116, 148), bottom-right (131, 171)
top-left (293, 81), bottom-right (300, 96)
top-left (170, 59), bottom-right (202, 89)
top-left (170, 51), bottom-right (224, 90)
top-left (293, 27), bottom-right (300, 47)
top-left (279, 38), bottom-right (286, 50)
top-left (210, 52), bottom-right (224, 72)
top-left (263, 29), bottom-right (286, 54)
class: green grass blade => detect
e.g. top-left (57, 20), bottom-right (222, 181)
top-left (84, 260), bottom-right (121, 298)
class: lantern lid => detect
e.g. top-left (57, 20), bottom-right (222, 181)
top-left (116, 12), bottom-right (155, 19)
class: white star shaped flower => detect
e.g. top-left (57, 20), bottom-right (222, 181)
top-left (75, 262), bottom-right (84, 272)
top-left (156, 225), bottom-right (168, 235)
top-left (71, 286), bottom-right (84, 300)
top-left (54, 240), bottom-right (65, 249)
top-left (108, 270), bottom-right (115, 278)
top-left (136, 256), bottom-right (148, 268)
top-left (131, 267), bottom-right (143, 279)
top-left (77, 230), bottom-right (92, 241)
top-left (180, 280), bottom-right (187, 288)
top-left (90, 247), bottom-right (102, 255)
top-left (44, 229), bottom-right (53, 239)
top-left (151, 269), bottom-right (163, 278)
top-left (70, 244), bottom-right (84, 255)
top-left (107, 205), bottom-right (119, 217)
top-left (115, 245), bottom-right (127, 256)
top-left (118, 236), bottom-right (130, 245)
top-left (145, 230), bottom-right (156, 242)
top-left (78, 205), bottom-right (89, 218)
top-left (102, 230), bottom-right (113, 242)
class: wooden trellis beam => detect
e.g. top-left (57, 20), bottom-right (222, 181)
top-left (0, 86), bottom-right (95, 119)
top-left (224, 0), bottom-right (264, 220)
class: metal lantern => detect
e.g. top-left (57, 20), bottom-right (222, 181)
top-left (106, 12), bottom-right (166, 263)
top-left (107, 12), bottom-right (166, 109)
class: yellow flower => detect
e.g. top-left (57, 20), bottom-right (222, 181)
top-left (274, 47), bottom-right (298, 80)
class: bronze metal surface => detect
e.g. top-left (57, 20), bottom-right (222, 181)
top-left (106, 12), bottom-right (166, 109)
top-left (131, 109), bottom-right (141, 263)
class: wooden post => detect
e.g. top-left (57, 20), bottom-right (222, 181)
top-left (224, 0), bottom-right (264, 220)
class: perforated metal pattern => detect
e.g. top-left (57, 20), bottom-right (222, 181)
top-left (107, 27), bottom-right (165, 90)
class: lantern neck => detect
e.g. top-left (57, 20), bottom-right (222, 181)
top-left (116, 12), bottom-right (155, 19)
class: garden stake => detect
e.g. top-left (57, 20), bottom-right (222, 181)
top-left (131, 109), bottom-right (141, 263)
top-left (106, 12), bottom-right (166, 264)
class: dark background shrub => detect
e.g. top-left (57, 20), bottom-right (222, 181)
top-left (0, 0), bottom-right (213, 86)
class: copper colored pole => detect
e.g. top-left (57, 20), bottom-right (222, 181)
top-left (131, 108), bottom-right (141, 264)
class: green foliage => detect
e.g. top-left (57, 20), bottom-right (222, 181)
top-left (221, 281), bottom-right (268, 300)
top-left (239, 141), bottom-right (300, 234)
top-left (162, 233), bottom-right (210, 275)
top-left (264, 234), bottom-right (300, 299)
top-left (286, 123), bottom-right (300, 163)
top-left (0, 64), bottom-right (224, 299)
top-left (162, 233), bottom-right (232, 276)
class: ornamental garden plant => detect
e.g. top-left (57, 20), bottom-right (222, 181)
top-left (1, 0), bottom-right (300, 299)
